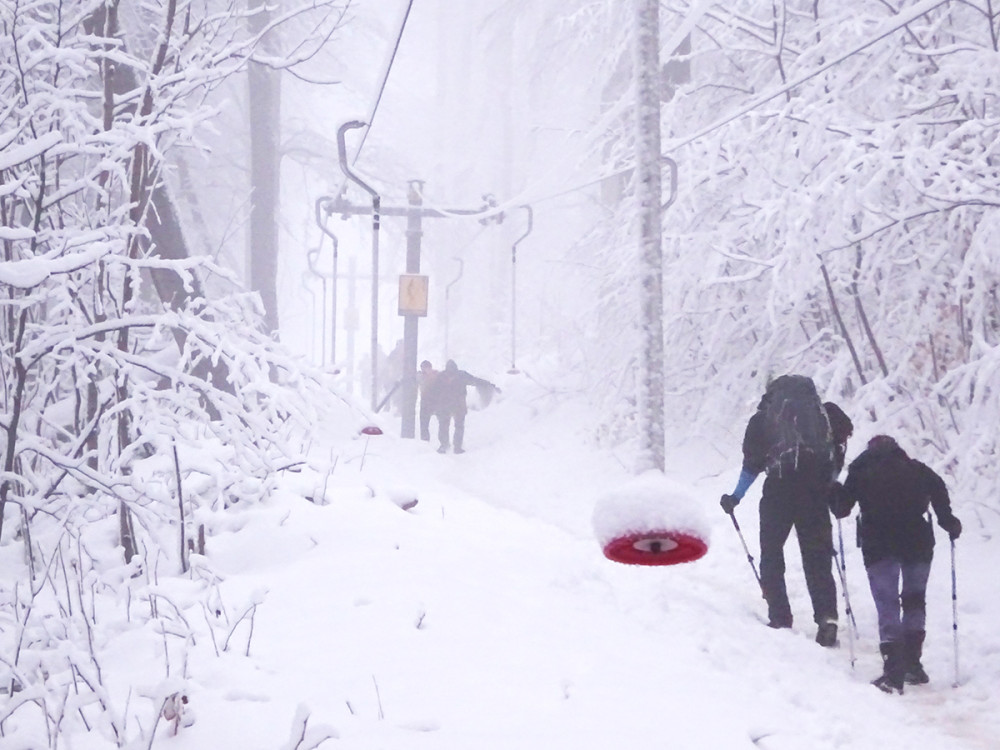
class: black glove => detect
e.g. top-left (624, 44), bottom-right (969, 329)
top-left (720, 493), bottom-right (740, 515)
top-left (827, 482), bottom-right (852, 519)
top-left (941, 515), bottom-right (962, 540)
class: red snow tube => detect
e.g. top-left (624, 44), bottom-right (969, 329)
top-left (603, 531), bottom-right (708, 566)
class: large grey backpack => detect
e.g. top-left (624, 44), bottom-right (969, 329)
top-left (761, 375), bottom-right (834, 474)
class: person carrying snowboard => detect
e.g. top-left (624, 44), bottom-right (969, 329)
top-left (830, 434), bottom-right (962, 694)
top-left (428, 359), bottom-right (499, 454)
top-left (721, 374), bottom-right (843, 647)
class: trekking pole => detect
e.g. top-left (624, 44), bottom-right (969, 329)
top-left (836, 519), bottom-right (858, 632)
top-left (834, 520), bottom-right (856, 669)
top-left (950, 538), bottom-right (959, 688)
top-left (727, 510), bottom-right (763, 594)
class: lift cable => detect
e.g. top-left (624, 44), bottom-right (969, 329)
top-left (350, 0), bottom-right (416, 165)
top-left (329, 0), bottom-right (948, 223)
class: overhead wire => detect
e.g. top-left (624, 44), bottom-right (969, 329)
top-left (330, 0), bottom-right (951, 223)
top-left (325, 0), bottom-right (415, 219)
top-left (350, 0), bottom-right (415, 165)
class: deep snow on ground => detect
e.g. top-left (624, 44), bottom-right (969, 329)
top-left (8, 370), bottom-right (998, 749)
top-left (173, 370), bottom-right (1000, 750)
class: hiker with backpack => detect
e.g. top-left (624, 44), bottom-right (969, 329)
top-left (721, 375), bottom-right (848, 647)
top-left (428, 359), bottom-right (499, 454)
top-left (829, 434), bottom-right (962, 694)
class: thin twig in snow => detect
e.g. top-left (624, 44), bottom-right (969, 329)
top-left (372, 675), bottom-right (384, 720)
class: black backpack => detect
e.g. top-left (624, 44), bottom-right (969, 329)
top-left (761, 375), bottom-right (834, 474)
top-left (823, 400), bottom-right (854, 473)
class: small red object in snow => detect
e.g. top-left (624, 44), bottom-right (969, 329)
top-left (361, 425), bottom-right (383, 435)
top-left (603, 531), bottom-right (707, 566)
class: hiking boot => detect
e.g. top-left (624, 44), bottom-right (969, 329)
top-left (902, 630), bottom-right (929, 685)
top-left (766, 608), bottom-right (793, 629)
top-left (872, 642), bottom-right (904, 695)
top-left (816, 621), bottom-right (838, 648)
top-left (454, 447), bottom-right (465, 454)
top-left (437, 445), bottom-right (448, 454)
top-left (904, 663), bottom-right (929, 685)
top-left (872, 672), bottom-right (904, 694)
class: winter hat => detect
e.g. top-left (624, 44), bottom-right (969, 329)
top-left (867, 434), bottom-right (898, 452)
top-left (445, 360), bottom-right (457, 371)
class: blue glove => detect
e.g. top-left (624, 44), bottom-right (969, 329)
top-left (721, 470), bottom-right (757, 515)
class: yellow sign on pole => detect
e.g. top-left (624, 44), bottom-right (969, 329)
top-left (398, 274), bottom-right (429, 316)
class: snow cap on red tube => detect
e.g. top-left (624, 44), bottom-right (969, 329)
top-left (592, 470), bottom-right (710, 565)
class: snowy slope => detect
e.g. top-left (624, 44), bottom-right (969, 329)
top-left (19, 372), bottom-right (995, 749)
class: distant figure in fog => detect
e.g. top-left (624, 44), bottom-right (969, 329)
top-left (417, 360), bottom-right (439, 441)
top-left (428, 360), bottom-right (499, 454)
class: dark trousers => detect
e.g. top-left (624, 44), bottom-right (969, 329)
top-left (759, 474), bottom-right (838, 626)
top-left (419, 403), bottom-right (433, 441)
top-left (437, 410), bottom-right (466, 450)
top-left (866, 558), bottom-right (931, 643)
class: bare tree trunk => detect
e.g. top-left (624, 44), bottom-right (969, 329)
top-left (819, 260), bottom-right (867, 385)
top-left (83, 5), bottom-right (234, 390)
top-left (248, 0), bottom-right (282, 336)
top-left (85, 1), bottom-right (230, 561)
top-left (119, 500), bottom-right (138, 566)
top-left (0, 311), bottom-right (29, 543)
top-left (851, 247), bottom-right (889, 377)
top-left (635, 0), bottom-right (664, 473)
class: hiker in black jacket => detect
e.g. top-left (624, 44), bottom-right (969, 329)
top-left (721, 376), bottom-right (848, 647)
top-left (831, 434), bottom-right (962, 694)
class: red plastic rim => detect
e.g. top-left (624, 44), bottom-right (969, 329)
top-left (603, 531), bottom-right (708, 566)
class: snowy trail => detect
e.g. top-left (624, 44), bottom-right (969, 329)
top-left (191, 374), bottom-right (998, 749)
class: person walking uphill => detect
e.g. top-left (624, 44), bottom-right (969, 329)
top-left (429, 360), bottom-right (499, 454)
top-left (720, 375), bottom-right (846, 647)
top-left (830, 435), bottom-right (962, 694)
top-left (417, 360), bottom-right (439, 441)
